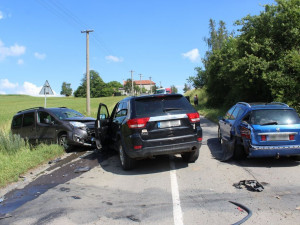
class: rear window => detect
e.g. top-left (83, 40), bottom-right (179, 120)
top-left (134, 95), bottom-right (194, 117)
top-left (250, 109), bottom-right (300, 125)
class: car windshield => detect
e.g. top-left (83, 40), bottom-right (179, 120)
top-left (49, 108), bottom-right (84, 119)
top-left (250, 109), bottom-right (300, 125)
top-left (135, 95), bottom-right (194, 117)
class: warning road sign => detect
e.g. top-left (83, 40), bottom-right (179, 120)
top-left (39, 80), bottom-right (54, 95)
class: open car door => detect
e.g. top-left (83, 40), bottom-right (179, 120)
top-left (95, 103), bottom-right (110, 149)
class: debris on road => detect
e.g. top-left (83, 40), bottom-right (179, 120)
top-left (0, 213), bottom-right (12, 220)
top-left (48, 157), bottom-right (62, 164)
top-left (0, 196), bottom-right (4, 203)
top-left (275, 196), bottom-right (281, 199)
top-left (229, 201), bottom-right (252, 225)
top-left (74, 166), bottom-right (91, 173)
top-left (233, 180), bottom-right (264, 192)
top-left (71, 196), bottom-right (81, 199)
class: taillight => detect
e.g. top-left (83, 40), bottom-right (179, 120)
top-left (134, 145), bottom-right (142, 150)
top-left (261, 135), bottom-right (267, 141)
top-left (240, 127), bottom-right (251, 139)
top-left (127, 117), bottom-right (150, 129)
top-left (187, 112), bottom-right (200, 123)
top-left (197, 137), bottom-right (202, 142)
top-left (289, 134), bottom-right (295, 140)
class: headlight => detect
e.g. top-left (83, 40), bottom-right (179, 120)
top-left (70, 121), bottom-right (86, 128)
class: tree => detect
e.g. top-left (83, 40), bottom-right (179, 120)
top-left (183, 83), bottom-right (191, 93)
top-left (170, 85), bottom-right (178, 93)
top-left (60, 82), bottom-right (72, 96)
top-left (74, 70), bottom-right (106, 97)
top-left (124, 79), bottom-right (138, 95)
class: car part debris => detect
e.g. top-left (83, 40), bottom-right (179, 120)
top-left (0, 213), bottom-right (12, 220)
top-left (74, 166), bottom-right (91, 173)
top-left (48, 157), bottom-right (62, 164)
top-left (71, 196), bottom-right (81, 199)
top-left (233, 180), bottom-right (264, 192)
top-left (229, 201), bottom-right (252, 225)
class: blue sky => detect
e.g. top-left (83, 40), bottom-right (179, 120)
top-left (0, 0), bottom-right (275, 96)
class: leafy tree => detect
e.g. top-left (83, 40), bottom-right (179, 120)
top-left (74, 70), bottom-right (106, 97)
top-left (183, 83), bottom-right (191, 93)
top-left (124, 79), bottom-right (138, 95)
top-left (151, 85), bottom-right (157, 94)
top-left (170, 85), bottom-right (178, 93)
top-left (60, 82), bottom-right (72, 96)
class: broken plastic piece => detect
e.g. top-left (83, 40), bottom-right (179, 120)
top-left (233, 180), bottom-right (264, 192)
top-left (48, 157), bottom-right (62, 164)
top-left (74, 166), bottom-right (91, 173)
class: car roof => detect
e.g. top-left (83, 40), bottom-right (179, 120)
top-left (122, 93), bottom-right (183, 102)
top-left (16, 107), bottom-right (68, 114)
top-left (237, 102), bottom-right (292, 110)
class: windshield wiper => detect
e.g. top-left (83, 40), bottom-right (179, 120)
top-left (261, 121), bottom-right (278, 125)
top-left (163, 108), bottom-right (183, 112)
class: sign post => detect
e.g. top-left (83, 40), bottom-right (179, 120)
top-left (39, 80), bottom-right (54, 107)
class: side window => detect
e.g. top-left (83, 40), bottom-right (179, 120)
top-left (99, 106), bottom-right (109, 120)
top-left (236, 108), bottom-right (246, 119)
top-left (116, 102), bottom-right (127, 118)
top-left (38, 111), bottom-right (55, 124)
top-left (12, 115), bottom-right (23, 128)
top-left (23, 112), bottom-right (35, 127)
top-left (230, 106), bottom-right (241, 120)
top-left (224, 106), bottom-right (236, 120)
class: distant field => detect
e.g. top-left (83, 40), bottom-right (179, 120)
top-left (0, 95), bottom-right (125, 130)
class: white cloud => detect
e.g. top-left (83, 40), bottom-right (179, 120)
top-left (0, 91), bottom-right (6, 94)
top-left (17, 59), bottom-right (24, 65)
top-left (17, 81), bottom-right (42, 96)
top-left (0, 79), bottom-right (18, 89)
top-left (182, 48), bottom-right (200, 63)
top-left (0, 11), bottom-right (3, 20)
top-left (34, 52), bottom-right (46, 60)
top-left (0, 40), bottom-right (26, 60)
top-left (105, 55), bottom-right (123, 63)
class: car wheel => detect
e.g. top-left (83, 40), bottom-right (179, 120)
top-left (233, 144), bottom-right (246, 160)
top-left (181, 148), bottom-right (199, 163)
top-left (118, 141), bottom-right (136, 170)
top-left (58, 134), bottom-right (72, 152)
top-left (217, 126), bottom-right (222, 143)
top-left (292, 155), bottom-right (300, 161)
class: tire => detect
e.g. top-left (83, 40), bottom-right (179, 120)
top-left (181, 148), bottom-right (199, 163)
top-left (217, 126), bottom-right (222, 143)
top-left (233, 144), bottom-right (246, 160)
top-left (118, 141), bottom-right (136, 170)
top-left (58, 134), bottom-right (72, 152)
top-left (292, 155), bottom-right (300, 161)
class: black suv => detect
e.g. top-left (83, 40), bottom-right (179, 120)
top-left (95, 94), bottom-right (202, 170)
top-left (11, 107), bottom-right (96, 151)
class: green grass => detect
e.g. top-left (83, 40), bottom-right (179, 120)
top-left (185, 88), bottom-right (227, 123)
top-left (0, 95), bottom-right (124, 188)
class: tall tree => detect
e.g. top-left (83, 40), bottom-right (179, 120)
top-left (60, 82), bottom-right (72, 96)
top-left (74, 70), bottom-right (106, 97)
top-left (170, 85), bottom-right (178, 94)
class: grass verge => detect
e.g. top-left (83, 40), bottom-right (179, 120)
top-left (0, 144), bottom-right (64, 188)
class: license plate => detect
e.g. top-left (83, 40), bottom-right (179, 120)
top-left (158, 120), bottom-right (181, 128)
top-left (268, 133), bottom-right (289, 141)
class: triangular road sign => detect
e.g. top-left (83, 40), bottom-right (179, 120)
top-left (39, 80), bottom-right (54, 95)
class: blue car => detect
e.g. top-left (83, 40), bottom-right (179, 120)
top-left (218, 102), bottom-right (300, 160)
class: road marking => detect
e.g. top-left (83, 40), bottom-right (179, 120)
top-left (169, 156), bottom-right (184, 225)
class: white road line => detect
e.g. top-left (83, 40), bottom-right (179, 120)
top-left (169, 156), bottom-right (184, 225)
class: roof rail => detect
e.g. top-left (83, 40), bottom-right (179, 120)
top-left (269, 102), bottom-right (289, 107)
top-left (18, 107), bottom-right (44, 113)
top-left (237, 102), bottom-right (251, 107)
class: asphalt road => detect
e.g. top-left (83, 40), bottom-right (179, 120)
top-left (1, 117), bottom-right (300, 225)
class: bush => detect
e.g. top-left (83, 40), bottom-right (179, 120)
top-left (0, 131), bottom-right (26, 155)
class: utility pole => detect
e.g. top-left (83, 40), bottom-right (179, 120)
top-left (81, 29), bottom-right (94, 115)
top-left (139, 74), bottom-right (143, 95)
top-left (149, 76), bottom-right (152, 94)
top-left (130, 70), bottom-right (134, 96)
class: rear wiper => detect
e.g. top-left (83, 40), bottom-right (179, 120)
top-left (261, 121), bottom-right (278, 125)
top-left (163, 108), bottom-right (183, 112)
